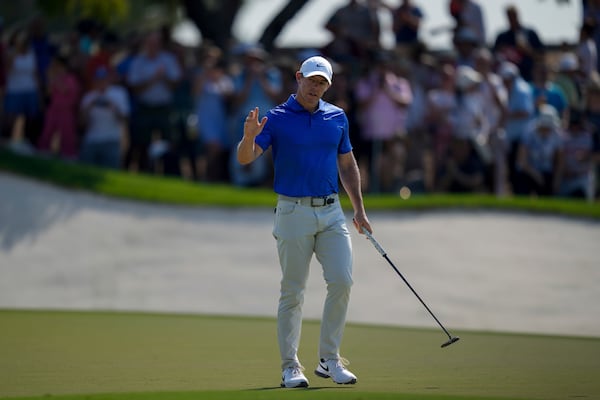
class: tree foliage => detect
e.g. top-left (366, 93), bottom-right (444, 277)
top-left (37, 0), bottom-right (130, 26)
top-left (34, 0), bottom-right (312, 50)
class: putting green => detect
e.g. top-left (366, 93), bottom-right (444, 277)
top-left (0, 310), bottom-right (598, 400)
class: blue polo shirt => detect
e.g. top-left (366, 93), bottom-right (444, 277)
top-left (255, 94), bottom-right (352, 197)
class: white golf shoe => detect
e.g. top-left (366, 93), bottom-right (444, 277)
top-left (314, 358), bottom-right (357, 384)
top-left (280, 366), bottom-right (309, 388)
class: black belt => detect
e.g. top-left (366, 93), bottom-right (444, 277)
top-left (278, 194), bottom-right (338, 207)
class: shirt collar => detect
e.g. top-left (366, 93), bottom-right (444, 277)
top-left (287, 94), bottom-right (325, 113)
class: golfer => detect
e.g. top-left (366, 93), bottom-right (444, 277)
top-left (237, 55), bottom-right (372, 388)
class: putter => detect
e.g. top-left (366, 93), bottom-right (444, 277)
top-left (361, 227), bottom-right (460, 348)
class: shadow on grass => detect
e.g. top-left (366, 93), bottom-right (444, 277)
top-left (249, 386), bottom-right (356, 391)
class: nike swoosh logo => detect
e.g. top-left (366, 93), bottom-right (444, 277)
top-left (316, 63), bottom-right (325, 67)
top-left (320, 363), bottom-right (329, 371)
top-left (322, 111), bottom-right (344, 120)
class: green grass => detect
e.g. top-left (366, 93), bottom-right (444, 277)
top-left (2, 151), bottom-right (600, 399)
top-left (0, 310), bottom-right (599, 400)
top-left (2, 149), bottom-right (600, 218)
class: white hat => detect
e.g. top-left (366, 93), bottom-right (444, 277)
top-left (455, 65), bottom-right (482, 90)
top-left (498, 61), bottom-right (519, 79)
top-left (558, 53), bottom-right (578, 72)
top-left (536, 104), bottom-right (560, 129)
top-left (300, 56), bottom-right (333, 84)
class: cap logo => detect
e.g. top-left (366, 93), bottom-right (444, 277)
top-left (300, 56), bottom-right (333, 84)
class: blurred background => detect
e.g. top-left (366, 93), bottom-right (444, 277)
top-left (0, 0), bottom-right (597, 199)
top-left (1, 0), bottom-right (599, 340)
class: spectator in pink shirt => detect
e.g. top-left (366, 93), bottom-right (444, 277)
top-left (38, 54), bottom-right (81, 158)
top-left (355, 52), bottom-right (412, 192)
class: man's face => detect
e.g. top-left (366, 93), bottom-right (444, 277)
top-left (507, 10), bottom-right (519, 30)
top-left (296, 73), bottom-right (330, 106)
top-left (145, 32), bottom-right (161, 56)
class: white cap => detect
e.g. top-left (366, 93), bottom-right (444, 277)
top-left (558, 53), bottom-right (578, 72)
top-left (536, 104), bottom-right (560, 129)
top-left (300, 56), bottom-right (333, 84)
top-left (455, 65), bottom-right (482, 90)
top-left (498, 61), bottom-right (519, 80)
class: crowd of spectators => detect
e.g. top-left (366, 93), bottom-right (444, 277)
top-left (1, 0), bottom-right (600, 200)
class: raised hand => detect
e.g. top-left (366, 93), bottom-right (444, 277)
top-left (243, 107), bottom-right (268, 140)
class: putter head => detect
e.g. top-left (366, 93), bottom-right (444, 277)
top-left (441, 336), bottom-right (460, 348)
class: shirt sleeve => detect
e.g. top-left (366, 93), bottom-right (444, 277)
top-left (338, 112), bottom-right (352, 154)
top-left (254, 112), bottom-right (274, 152)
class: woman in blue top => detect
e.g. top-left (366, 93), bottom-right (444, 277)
top-left (237, 56), bottom-right (371, 388)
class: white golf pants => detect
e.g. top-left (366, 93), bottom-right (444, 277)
top-left (273, 195), bottom-right (353, 370)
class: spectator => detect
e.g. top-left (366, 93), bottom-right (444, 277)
top-left (450, 65), bottom-right (490, 166)
top-left (115, 32), bottom-right (142, 87)
top-left (61, 27), bottom-right (89, 86)
top-left (321, 59), bottom-right (352, 112)
top-left (29, 16), bottom-right (56, 92)
top-left (355, 51), bottom-right (412, 192)
top-left (583, 75), bottom-right (600, 198)
top-left (168, 40), bottom-right (197, 180)
top-left (576, 20), bottom-right (598, 83)
top-left (514, 104), bottom-right (563, 196)
top-left (557, 109), bottom-right (595, 198)
top-left (530, 62), bottom-right (568, 123)
top-left (436, 135), bottom-right (487, 193)
top-left (437, 66), bottom-right (487, 194)
top-left (75, 18), bottom-right (101, 57)
top-left (425, 63), bottom-right (457, 170)
top-left (3, 30), bottom-right (42, 150)
top-left (126, 30), bottom-right (182, 173)
top-left (582, 0), bottom-right (600, 72)
top-left (449, 0), bottom-right (486, 46)
top-left (229, 45), bottom-right (282, 187)
top-left (83, 31), bottom-right (120, 91)
top-left (553, 53), bottom-right (584, 111)
top-left (474, 48), bottom-right (509, 195)
top-left (404, 53), bottom-right (437, 193)
top-left (406, 53), bottom-right (436, 138)
top-left (79, 66), bottom-right (130, 169)
top-left (493, 5), bottom-right (544, 82)
top-left (391, 0), bottom-right (424, 50)
top-left (453, 26), bottom-right (480, 68)
top-left (37, 54), bottom-right (81, 158)
top-left (323, 0), bottom-right (380, 76)
top-left (498, 61), bottom-right (535, 190)
top-left (193, 45), bottom-right (234, 182)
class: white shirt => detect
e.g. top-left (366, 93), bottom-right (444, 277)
top-left (6, 49), bottom-right (38, 93)
top-left (81, 85), bottom-right (130, 143)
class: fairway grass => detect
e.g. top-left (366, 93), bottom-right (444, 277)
top-left (1, 310), bottom-right (599, 400)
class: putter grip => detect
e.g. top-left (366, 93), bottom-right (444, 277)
top-left (361, 227), bottom-right (387, 257)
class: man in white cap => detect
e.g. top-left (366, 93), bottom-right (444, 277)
top-left (237, 55), bottom-right (372, 388)
top-left (515, 104), bottom-right (563, 196)
top-left (498, 60), bottom-right (534, 189)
